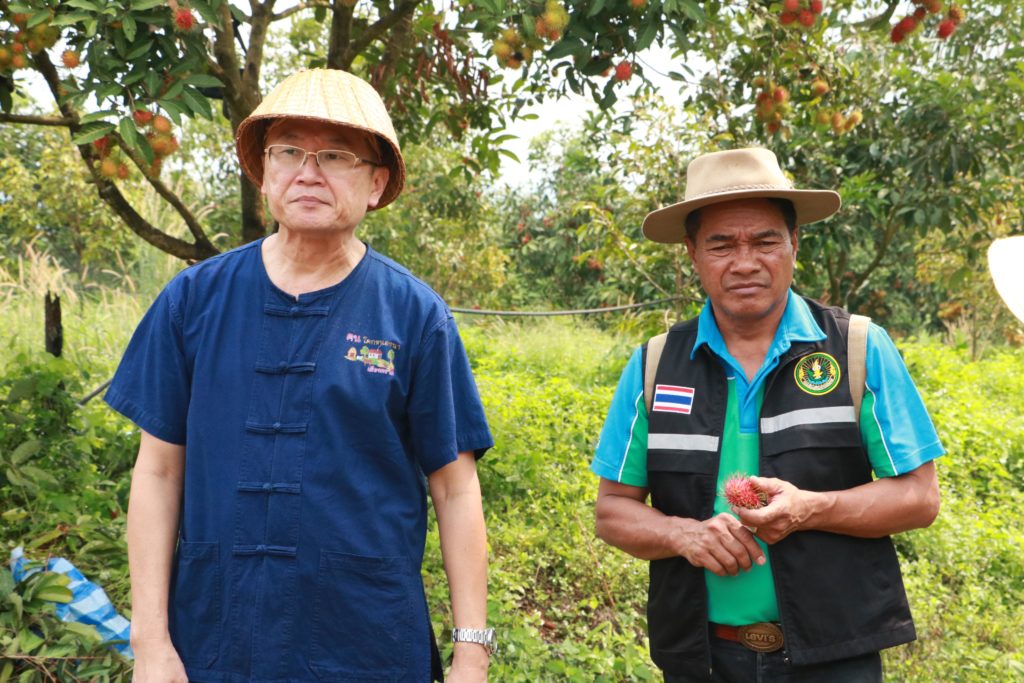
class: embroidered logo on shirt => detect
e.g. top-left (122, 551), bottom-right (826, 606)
top-left (794, 352), bottom-right (840, 396)
top-left (344, 332), bottom-right (400, 376)
top-left (652, 384), bottom-right (695, 414)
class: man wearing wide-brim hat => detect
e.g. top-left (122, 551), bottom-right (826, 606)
top-left (108, 69), bottom-right (494, 682)
top-left (590, 148), bottom-right (944, 682)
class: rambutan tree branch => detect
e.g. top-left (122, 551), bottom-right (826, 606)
top-left (114, 135), bottom-right (217, 253)
top-left (341, 0), bottom-right (423, 70)
top-left (0, 112), bottom-right (73, 126)
top-left (273, 0), bottom-right (331, 22)
top-left (28, 42), bottom-right (217, 261)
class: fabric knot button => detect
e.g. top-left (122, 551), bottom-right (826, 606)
top-left (278, 361), bottom-right (288, 371)
top-left (289, 306), bottom-right (298, 315)
top-left (256, 545), bottom-right (266, 552)
top-left (262, 483), bottom-right (271, 491)
top-left (273, 422), bottom-right (281, 430)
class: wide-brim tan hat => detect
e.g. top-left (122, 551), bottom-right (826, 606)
top-left (988, 236), bottom-right (1024, 323)
top-left (236, 69), bottom-right (405, 210)
top-left (642, 147), bottom-right (841, 243)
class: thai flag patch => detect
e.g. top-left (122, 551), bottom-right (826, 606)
top-left (652, 384), bottom-right (695, 414)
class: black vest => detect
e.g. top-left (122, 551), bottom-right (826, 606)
top-left (644, 298), bottom-right (915, 678)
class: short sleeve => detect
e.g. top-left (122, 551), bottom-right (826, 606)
top-left (104, 280), bottom-right (191, 445)
top-left (859, 324), bottom-right (945, 477)
top-left (590, 347), bottom-right (649, 487)
top-left (407, 316), bottom-right (492, 475)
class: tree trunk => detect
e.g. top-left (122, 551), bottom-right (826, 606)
top-left (45, 291), bottom-right (62, 358)
top-left (240, 175), bottom-right (267, 243)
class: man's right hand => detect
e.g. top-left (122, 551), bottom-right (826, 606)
top-left (131, 637), bottom-right (188, 683)
top-left (674, 513), bottom-right (765, 577)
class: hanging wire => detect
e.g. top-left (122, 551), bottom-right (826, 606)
top-left (450, 295), bottom-right (687, 317)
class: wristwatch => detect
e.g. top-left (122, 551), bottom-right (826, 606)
top-left (451, 627), bottom-right (497, 655)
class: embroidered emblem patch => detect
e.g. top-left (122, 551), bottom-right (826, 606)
top-left (652, 384), bottom-right (695, 414)
top-left (344, 332), bottom-right (399, 376)
top-left (794, 352), bottom-right (840, 396)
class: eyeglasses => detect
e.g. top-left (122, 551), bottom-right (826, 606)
top-left (264, 144), bottom-right (379, 176)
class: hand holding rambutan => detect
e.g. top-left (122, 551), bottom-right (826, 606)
top-left (723, 475), bottom-right (771, 510)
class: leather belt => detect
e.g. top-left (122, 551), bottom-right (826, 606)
top-left (711, 622), bottom-right (785, 653)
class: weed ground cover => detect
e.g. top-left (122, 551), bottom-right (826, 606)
top-left (1, 286), bottom-right (1022, 680)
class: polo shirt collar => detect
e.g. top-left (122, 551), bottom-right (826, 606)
top-left (691, 289), bottom-right (826, 364)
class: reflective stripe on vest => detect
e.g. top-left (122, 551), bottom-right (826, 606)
top-left (648, 433), bottom-right (721, 452)
top-left (759, 406), bottom-right (857, 434)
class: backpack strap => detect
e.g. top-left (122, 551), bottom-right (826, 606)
top-left (644, 332), bottom-right (669, 415)
top-left (847, 314), bottom-right (870, 417)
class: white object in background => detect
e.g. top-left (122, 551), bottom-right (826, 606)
top-left (988, 236), bottom-right (1024, 323)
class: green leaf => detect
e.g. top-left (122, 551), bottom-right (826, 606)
top-left (20, 465), bottom-right (59, 487)
top-left (18, 629), bottom-right (43, 654)
top-left (547, 38), bottom-right (584, 61)
top-left (181, 86), bottom-right (213, 119)
top-left (0, 569), bottom-right (14, 601)
top-left (6, 377), bottom-right (36, 402)
top-left (9, 592), bottom-right (23, 621)
top-left (51, 11), bottom-right (93, 26)
top-left (70, 121), bottom-right (116, 145)
top-left (5, 467), bottom-right (29, 489)
top-left (124, 68), bottom-right (148, 85)
top-left (678, 0), bottom-right (707, 22)
top-left (27, 528), bottom-right (65, 550)
top-left (587, 0), bottom-right (607, 18)
top-left (635, 21), bottom-right (659, 52)
top-left (183, 74), bottom-right (223, 88)
top-left (190, 0), bottom-right (217, 22)
top-left (33, 583), bottom-right (73, 603)
top-left (0, 660), bottom-right (12, 683)
top-left (144, 70), bottom-right (162, 98)
top-left (26, 9), bottom-right (51, 28)
top-left (118, 116), bottom-right (139, 148)
top-left (1, 508), bottom-right (27, 522)
top-left (79, 109), bottom-right (118, 124)
top-left (130, 0), bottom-right (165, 9)
top-left (157, 99), bottom-right (186, 124)
top-left (162, 79), bottom-right (185, 100)
top-left (62, 621), bottom-right (102, 641)
top-left (66, 0), bottom-right (102, 11)
top-left (10, 440), bottom-right (41, 465)
top-left (122, 13), bottom-right (137, 42)
top-left (95, 82), bottom-right (124, 103)
top-left (126, 38), bottom-right (153, 61)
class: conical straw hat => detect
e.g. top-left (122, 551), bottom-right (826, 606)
top-left (642, 148), bottom-right (841, 243)
top-left (988, 236), bottom-right (1024, 323)
top-left (236, 69), bottom-right (405, 210)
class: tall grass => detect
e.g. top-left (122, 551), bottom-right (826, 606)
top-left (0, 243), bottom-right (184, 382)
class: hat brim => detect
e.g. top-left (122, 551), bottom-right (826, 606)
top-left (989, 236), bottom-right (1024, 323)
top-left (642, 188), bottom-right (842, 244)
top-left (235, 113), bottom-right (406, 211)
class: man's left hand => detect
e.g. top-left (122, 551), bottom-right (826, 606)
top-left (447, 642), bottom-right (489, 682)
top-left (733, 477), bottom-right (824, 544)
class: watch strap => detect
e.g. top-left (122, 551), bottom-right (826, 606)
top-left (451, 627), bottom-right (497, 655)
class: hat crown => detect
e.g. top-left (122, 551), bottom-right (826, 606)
top-left (251, 69), bottom-right (399, 150)
top-left (685, 148), bottom-right (793, 202)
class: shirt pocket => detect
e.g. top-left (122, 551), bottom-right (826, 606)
top-left (760, 419), bottom-right (871, 490)
top-left (647, 448), bottom-right (718, 519)
top-left (169, 541), bottom-right (222, 667)
top-left (309, 551), bottom-right (414, 681)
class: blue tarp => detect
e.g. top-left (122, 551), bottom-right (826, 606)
top-left (10, 546), bottom-right (133, 658)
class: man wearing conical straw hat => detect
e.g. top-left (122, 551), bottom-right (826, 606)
top-left (107, 70), bottom-right (494, 682)
top-left (590, 148), bottom-right (944, 681)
